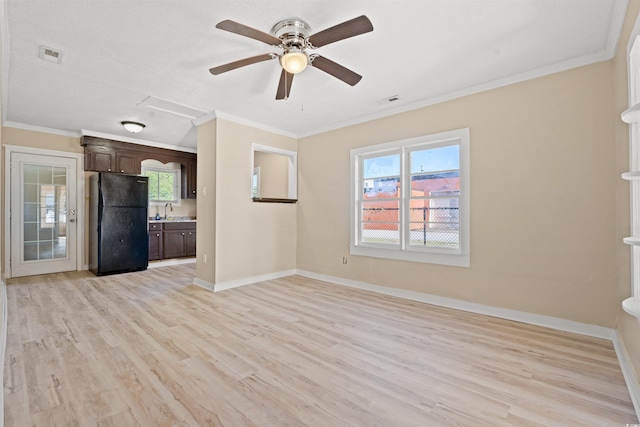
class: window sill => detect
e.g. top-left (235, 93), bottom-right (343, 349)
top-left (624, 237), bottom-right (640, 246)
top-left (622, 171), bottom-right (640, 180)
top-left (252, 197), bottom-right (297, 204)
top-left (622, 102), bottom-right (640, 123)
top-left (350, 245), bottom-right (470, 267)
top-left (623, 297), bottom-right (640, 318)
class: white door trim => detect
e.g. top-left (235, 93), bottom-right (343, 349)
top-left (4, 145), bottom-right (84, 279)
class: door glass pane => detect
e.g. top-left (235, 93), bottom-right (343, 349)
top-left (53, 167), bottom-right (66, 185)
top-left (24, 223), bottom-right (37, 241)
top-left (24, 184), bottom-right (38, 203)
top-left (23, 165), bottom-right (38, 184)
top-left (24, 242), bottom-right (37, 261)
top-left (23, 165), bottom-right (67, 262)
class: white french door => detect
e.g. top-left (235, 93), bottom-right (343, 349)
top-left (9, 151), bottom-right (78, 277)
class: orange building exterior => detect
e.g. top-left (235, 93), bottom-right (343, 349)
top-left (362, 173), bottom-right (460, 231)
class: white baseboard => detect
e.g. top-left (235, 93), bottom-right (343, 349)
top-left (148, 258), bottom-right (196, 269)
top-left (295, 269), bottom-right (640, 420)
top-left (611, 331), bottom-right (640, 419)
top-left (192, 269), bottom-right (296, 293)
top-left (193, 277), bottom-right (215, 292)
top-left (295, 269), bottom-right (614, 340)
top-left (213, 269), bottom-right (297, 292)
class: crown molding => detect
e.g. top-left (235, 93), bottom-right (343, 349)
top-left (191, 111), bottom-right (217, 127)
top-left (3, 121), bottom-right (81, 138)
top-left (212, 110), bottom-right (297, 139)
top-left (80, 129), bottom-right (196, 153)
top-left (298, 49), bottom-right (614, 139)
top-left (607, 0), bottom-right (630, 57)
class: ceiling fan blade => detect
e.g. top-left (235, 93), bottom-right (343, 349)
top-left (308, 15), bottom-right (373, 48)
top-left (216, 20), bottom-right (282, 46)
top-left (311, 55), bottom-right (362, 86)
top-left (276, 69), bottom-right (294, 100)
top-left (209, 53), bottom-right (276, 75)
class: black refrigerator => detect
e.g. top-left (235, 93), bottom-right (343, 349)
top-left (89, 173), bottom-right (149, 276)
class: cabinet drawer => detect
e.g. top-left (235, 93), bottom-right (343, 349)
top-left (149, 223), bottom-right (162, 231)
top-left (162, 222), bottom-right (196, 231)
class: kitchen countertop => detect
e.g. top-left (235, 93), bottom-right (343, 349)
top-left (149, 217), bottom-right (197, 223)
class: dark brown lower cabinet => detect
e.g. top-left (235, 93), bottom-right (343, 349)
top-left (161, 222), bottom-right (197, 259)
top-left (186, 229), bottom-right (196, 256)
top-left (148, 231), bottom-right (163, 261)
top-left (148, 222), bottom-right (163, 261)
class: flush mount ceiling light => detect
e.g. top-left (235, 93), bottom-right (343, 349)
top-left (121, 121), bottom-right (145, 133)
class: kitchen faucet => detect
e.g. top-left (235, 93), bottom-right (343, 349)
top-left (164, 202), bottom-right (173, 219)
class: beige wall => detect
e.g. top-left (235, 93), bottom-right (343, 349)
top-left (214, 119), bottom-right (297, 283)
top-left (196, 119), bottom-right (217, 284)
top-left (298, 60), bottom-right (618, 327)
top-left (616, 0), bottom-right (640, 385)
top-left (2, 127), bottom-right (83, 154)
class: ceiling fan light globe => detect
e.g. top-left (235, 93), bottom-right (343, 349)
top-left (280, 52), bottom-right (308, 74)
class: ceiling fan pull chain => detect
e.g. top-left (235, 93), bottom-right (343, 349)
top-left (285, 73), bottom-right (289, 100)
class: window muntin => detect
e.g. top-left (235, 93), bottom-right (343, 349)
top-left (351, 128), bottom-right (470, 267)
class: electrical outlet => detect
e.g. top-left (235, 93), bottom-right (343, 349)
top-left (203, 253), bottom-right (208, 264)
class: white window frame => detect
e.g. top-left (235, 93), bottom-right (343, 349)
top-left (250, 143), bottom-right (297, 200)
top-left (143, 166), bottom-right (181, 206)
top-left (350, 128), bottom-right (470, 267)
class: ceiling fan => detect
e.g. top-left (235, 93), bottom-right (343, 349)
top-left (209, 15), bottom-right (373, 100)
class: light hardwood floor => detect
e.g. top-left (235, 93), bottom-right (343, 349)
top-left (3, 264), bottom-right (637, 426)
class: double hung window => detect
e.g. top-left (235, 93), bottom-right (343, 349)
top-left (143, 167), bottom-right (180, 204)
top-left (350, 128), bottom-right (470, 267)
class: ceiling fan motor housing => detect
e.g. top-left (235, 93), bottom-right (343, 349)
top-left (271, 19), bottom-right (311, 50)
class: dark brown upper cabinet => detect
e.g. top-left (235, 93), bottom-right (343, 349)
top-left (85, 144), bottom-right (116, 173)
top-left (82, 136), bottom-right (197, 199)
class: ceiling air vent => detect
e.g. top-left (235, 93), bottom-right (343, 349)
top-left (377, 95), bottom-right (400, 105)
top-left (39, 45), bottom-right (63, 64)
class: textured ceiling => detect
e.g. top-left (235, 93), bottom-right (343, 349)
top-left (1, 0), bottom-right (629, 150)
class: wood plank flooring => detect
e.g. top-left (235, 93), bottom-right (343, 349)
top-left (3, 264), bottom-right (637, 426)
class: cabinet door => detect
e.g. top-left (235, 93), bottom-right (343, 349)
top-left (163, 230), bottom-right (187, 259)
top-left (181, 158), bottom-right (197, 199)
top-left (188, 158), bottom-right (197, 199)
top-left (116, 151), bottom-right (140, 174)
top-left (149, 231), bottom-right (163, 260)
top-left (186, 230), bottom-right (196, 256)
top-left (86, 146), bottom-right (115, 172)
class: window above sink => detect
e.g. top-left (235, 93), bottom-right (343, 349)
top-left (142, 159), bottom-right (182, 206)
